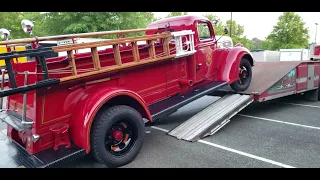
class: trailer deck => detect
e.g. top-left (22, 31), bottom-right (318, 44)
top-left (217, 61), bottom-right (320, 100)
top-left (168, 61), bottom-right (320, 142)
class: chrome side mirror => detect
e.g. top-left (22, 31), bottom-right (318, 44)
top-left (21, 19), bottom-right (34, 35)
top-left (0, 28), bottom-right (10, 41)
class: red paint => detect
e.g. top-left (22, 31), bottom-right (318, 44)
top-left (4, 15), bottom-right (253, 154)
top-left (50, 123), bottom-right (71, 151)
top-left (296, 64), bottom-right (308, 91)
top-left (257, 62), bottom-right (320, 102)
top-left (112, 130), bottom-right (123, 141)
top-left (314, 45), bottom-right (320, 56)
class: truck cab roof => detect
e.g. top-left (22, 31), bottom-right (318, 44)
top-left (147, 15), bottom-right (210, 29)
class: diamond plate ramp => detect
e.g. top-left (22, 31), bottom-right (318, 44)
top-left (167, 94), bottom-right (253, 142)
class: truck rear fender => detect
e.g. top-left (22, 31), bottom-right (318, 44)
top-left (216, 47), bottom-right (253, 84)
top-left (69, 86), bottom-right (151, 153)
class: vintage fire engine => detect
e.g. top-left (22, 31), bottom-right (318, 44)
top-left (0, 15), bottom-right (254, 168)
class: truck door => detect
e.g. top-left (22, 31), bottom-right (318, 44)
top-left (194, 20), bottom-right (216, 83)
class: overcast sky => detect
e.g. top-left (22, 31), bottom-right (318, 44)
top-left (153, 12), bottom-right (320, 43)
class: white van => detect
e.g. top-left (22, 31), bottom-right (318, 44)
top-left (215, 35), bottom-right (233, 48)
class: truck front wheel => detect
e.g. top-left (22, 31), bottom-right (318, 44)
top-left (230, 58), bottom-right (252, 92)
top-left (90, 105), bottom-right (145, 168)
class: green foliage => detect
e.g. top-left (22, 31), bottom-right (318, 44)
top-left (0, 12), bottom-right (46, 40)
top-left (41, 12), bottom-right (155, 38)
top-left (203, 13), bottom-right (253, 49)
top-left (0, 12), bottom-right (25, 39)
top-left (0, 12), bottom-right (311, 51)
top-left (225, 20), bottom-right (253, 49)
top-left (265, 12), bottom-right (309, 50)
top-left (203, 14), bottom-right (224, 35)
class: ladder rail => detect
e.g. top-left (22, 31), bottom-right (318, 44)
top-left (0, 27), bottom-right (161, 46)
top-left (51, 33), bottom-right (173, 53)
top-left (52, 33), bottom-right (176, 82)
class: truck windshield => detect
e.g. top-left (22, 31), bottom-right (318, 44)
top-left (197, 22), bottom-right (211, 40)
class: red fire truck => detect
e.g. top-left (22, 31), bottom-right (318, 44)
top-left (0, 15), bottom-right (319, 168)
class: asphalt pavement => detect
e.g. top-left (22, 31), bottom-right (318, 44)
top-left (63, 95), bottom-right (320, 168)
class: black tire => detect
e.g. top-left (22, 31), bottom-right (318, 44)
top-left (90, 105), bottom-right (145, 168)
top-left (230, 58), bottom-right (252, 92)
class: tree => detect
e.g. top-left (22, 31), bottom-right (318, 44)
top-left (259, 39), bottom-right (273, 50)
top-left (41, 12), bottom-right (155, 38)
top-left (0, 12), bottom-right (25, 39)
top-left (203, 14), bottom-right (254, 49)
top-left (266, 12), bottom-right (309, 50)
top-left (251, 37), bottom-right (262, 50)
top-left (225, 20), bottom-right (253, 49)
top-left (166, 12), bottom-right (188, 18)
top-left (0, 12), bottom-right (46, 40)
top-left (21, 12), bottom-right (46, 37)
top-left (203, 14), bottom-right (224, 35)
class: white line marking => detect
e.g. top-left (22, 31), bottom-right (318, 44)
top-left (238, 114), bottom-right (320, 130)
top-left (197, 140), bottom-right (295, 168)
top-left (151, 126), bottom-right (170, 133)
top-left (280, 102), bottom-right (320, 109)
top-left (150, 126), bottom-right (295, 168)
top-left (0, 129), bottom-right (6, 135)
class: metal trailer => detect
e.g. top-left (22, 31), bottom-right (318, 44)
top-left (168, 61), bottom-right (320, 141)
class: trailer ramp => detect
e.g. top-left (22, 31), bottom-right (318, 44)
top-left (167, 94), bottom-right (253, 142)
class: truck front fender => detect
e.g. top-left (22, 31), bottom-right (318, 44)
top-left (215, 47), bottom-right (253, 84)
top-left (69, 85), bottom-right (151, 153)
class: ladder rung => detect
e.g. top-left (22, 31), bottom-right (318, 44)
top-left (91, 47), bottom-right (101, 70)
top-left (131, 42), bottom-right (140, 62)
top-left (113, 45), bottom-right (122, 66)
top-left (148, 40), bottom-right (156, 58)
top-left (162, 38), bottom-right (170, 55)
top-left (67, 50), bottom-right (77, 75)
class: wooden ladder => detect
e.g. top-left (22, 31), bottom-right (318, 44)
top-left (52, 33), bottom-right (175, 82)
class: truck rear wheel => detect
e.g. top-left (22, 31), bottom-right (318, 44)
top-left (90, 105), bottom-right (145, 168)
top-left (230, 58), bottom-right (252, 92)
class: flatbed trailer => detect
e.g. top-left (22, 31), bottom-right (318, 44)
top-left (168, 61), bottom-right (320, 141)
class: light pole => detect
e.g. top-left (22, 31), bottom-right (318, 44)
top-left (315, 23), bottom-right (318, 43)
top-left (230, 12), bottom-right (232, 38)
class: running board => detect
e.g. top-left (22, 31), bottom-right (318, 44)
top-left (167, 94), bottom-right (254, 142)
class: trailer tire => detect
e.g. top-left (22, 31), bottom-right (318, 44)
top-left (230, 58), bottom-right (252, 92)
top-left (90, 105), bottom-right (145, 168)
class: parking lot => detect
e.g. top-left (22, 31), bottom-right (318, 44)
top-left (1, 94), bottom-right (320, 168)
